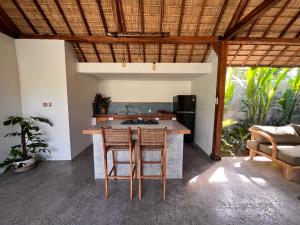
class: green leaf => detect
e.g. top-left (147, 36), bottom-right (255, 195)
top-left (30, 117), bottom-right (53, 126)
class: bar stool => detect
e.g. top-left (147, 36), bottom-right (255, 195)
top-left (137, 127), bottom-right (167, 199)
top-left (100, 127), bottom-right (136, 199)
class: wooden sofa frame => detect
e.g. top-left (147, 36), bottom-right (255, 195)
top-left (248, 128), bottom-right (300, 180)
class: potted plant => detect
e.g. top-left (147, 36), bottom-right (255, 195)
top-left (93, 93), bottom-right (111, 115)
top-left (0, 116), bottom-right (53, 173)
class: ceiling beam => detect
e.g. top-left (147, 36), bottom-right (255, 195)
top-left (18, 34), bottom-right (300, 46)
top-left (173, 0), bottom-right (186, 63)
top-left (95, 0), bottom-right (116, 62)
top-left (19, 34), bottom-right (217, 43)
top-left (112, 0), bottom-right (131, 62)
top-left (269, 33), bottom-right (300, 66)
top-left (139, 0), bottom-right (146, 62)
top-left (202, 0), bottom-right (229, 62)
top-left (53, 0), bottom-right (86, 62)
top-left (12, 0), bottom-right (38, 34)
top-left (32, 0), bottom-right (56, 34)
top-left (0, 5), bottom-right (20, 37)
top-left (242, 0), bottom-right (290, 66)
top-left (279, 8), bottom-right (300, 38)
top-left (158, 0), bottom-right (164, 63)
top-left (75, 0), bottom-right (101, 62)
top-left (223, 0), bottom-right (281, 40)
top-left (226, 0), bottom-right (248, 33)
top-left (188, 1), bottom-right (206, 62)
top-left (229, 18), bottom-right (257, 65)
top-left (228, 37), bottom-right (300, 46)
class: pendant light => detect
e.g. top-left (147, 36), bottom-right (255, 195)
top-left (152, 44), bottom-right (157, 71)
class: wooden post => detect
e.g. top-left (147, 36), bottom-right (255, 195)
top-left (211, 41), bottom-right (228, 160)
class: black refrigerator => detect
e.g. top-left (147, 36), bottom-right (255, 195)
top-left (173, 95), bottom-right (196, 143)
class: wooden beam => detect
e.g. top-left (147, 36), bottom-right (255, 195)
top-left (139, 0), bottom-right (146, 62)
top-left (158, 0), bottom-right (164, 63)
top-left (279, 8), bottom-right (300, 38)
top-left (223, 0), bottom-right (281, 40)
top-left (12, 0), bottom-right (38, 34)
top-left (112, 0), bottom-right (131, 62)
top-left (188, 1), bottom-right (206, 62)
top-left (0, 5), bottom-right (20, 37)
top-left (212, 41), bottom-right (228, 160)
top-left (269, 9), bottom-right (300, 66)
top-left (242, 0), bottom-right (290, 66)
top-left (53, 0), bottom-right (86, 62)
top-left (173, 0), bottom-right (186, 63)
top-left (228, 37), bottom-right (300, 46)
top-left (19, 33), bottom-right (218, 44)
top-left (226, 0), bottom-right (248, 32)
top-left (95, 0), bottom-right (116, 62)
top-left (75, 0), bottom-right (101, 62)
top-left (202, 0), bottom-right (229, 62)
top-left (229, 19), bottom-right (257, 65)
top-left (32, 0), bottom-right (56, 34)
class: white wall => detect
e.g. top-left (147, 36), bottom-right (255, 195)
top-left (0, 33), bottom-right (22, 168)
top-left (15, 40), bottom-right (72, 160)
top-left (98, 80), bottom-right (191, 102)
top-left (65, 43), bottom-right (98, 158)
top-left (191, 51), bottom-right (218, 155)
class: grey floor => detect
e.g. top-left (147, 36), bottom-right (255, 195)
top-left (1, 145), bottom-right (300, 225)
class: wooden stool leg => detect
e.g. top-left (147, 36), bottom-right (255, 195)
top-left (130, 148), bottom-right (133, 200)
top-left (112, 150), bottom-right (117, 179)
top-left (138, 148), bottom-right (142, 200)
top-left (103, 149), bottom-right (109, 199)
top-left (160, 149), bottom-right (163, 183)
top-left (163, 146), bottom-right (167, 200)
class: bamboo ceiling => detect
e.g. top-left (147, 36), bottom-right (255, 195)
top-left (0, 0), bottom-right (299, 67)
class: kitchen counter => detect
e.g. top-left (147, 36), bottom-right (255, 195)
top-left (83, 120), bottom-right (190, 179)
top-left (93, 113), bottom-right (176, 123)
top-left (83, 120), bottom-right (190, 135)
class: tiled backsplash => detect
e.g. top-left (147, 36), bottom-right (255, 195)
top-left (108, 102), bottom-right (173, 114)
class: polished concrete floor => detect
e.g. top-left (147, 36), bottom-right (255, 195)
top-left (1, 145), bottom-right (300, 225)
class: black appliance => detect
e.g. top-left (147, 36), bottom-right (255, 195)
top-left (121, 119), bottom-right (159, 125)
top-left (173, 95), bottom-right (196, 143)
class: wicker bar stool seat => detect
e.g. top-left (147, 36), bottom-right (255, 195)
top-left (137, 127), bottom-right (167, 200)
top-left (101, 127), bottom-right (136, 199)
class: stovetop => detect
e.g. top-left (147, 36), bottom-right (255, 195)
top-left (121, 119), bottom-right (159, 125)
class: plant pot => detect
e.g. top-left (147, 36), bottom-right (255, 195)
top-left (100, 107), bottom-right (107, 114)
top-left (92, 102), bottom-right (100, 116)
top-left (13, 157), bottom-right (37, 173)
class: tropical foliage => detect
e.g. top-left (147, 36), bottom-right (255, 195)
top-left (277, 69), bottom-right (300, 124)
top-left (0, 116), bottom-right (52, 172)
top-left (221, 67), bottom-right (299, 157)
top-left (243, 67), bottom-right (289, 125)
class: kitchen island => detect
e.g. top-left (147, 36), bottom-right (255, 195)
top-left (82, 120), bottom-right (190, 179)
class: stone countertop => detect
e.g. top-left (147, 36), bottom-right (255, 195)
top-left (82, 120), bottom-right (190, 135)
top-left (93, 113), bottom-right (176, 118)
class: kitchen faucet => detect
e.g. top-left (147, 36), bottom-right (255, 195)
top-left (125, 105), bottom-right (129, 114)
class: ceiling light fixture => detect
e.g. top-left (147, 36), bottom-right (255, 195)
top-left (152, 59), bottom-right (156, 71)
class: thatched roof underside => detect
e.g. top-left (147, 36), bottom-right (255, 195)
top-left (0, 0), bottom-right (299, 67)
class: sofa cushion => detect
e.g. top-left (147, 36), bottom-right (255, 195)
top-left (251, 125), bottom-right (300, 145)
top-left (277, 145), bottom-right (300, 166)
top-left (246, 140), bottom-right (272, 155)
top-left (290, 124), bottom-right (300, 136)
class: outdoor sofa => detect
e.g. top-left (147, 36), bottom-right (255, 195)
top-left (246, 124), bottom-right (300, 180)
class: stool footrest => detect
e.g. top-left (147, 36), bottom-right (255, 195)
top-left (108, 176), bottom-right (131, 180)
top-left (140, 175), bottom-right (163, 179)
top-left (142, 161), bottom-right (161, 164)
top-left (115, 161), bottom-right (130, 164)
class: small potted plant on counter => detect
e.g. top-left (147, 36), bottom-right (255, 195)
top-left (93, 93), bottom-right (111, 115)
top-left (0, 116), bottom-right (53, 173)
